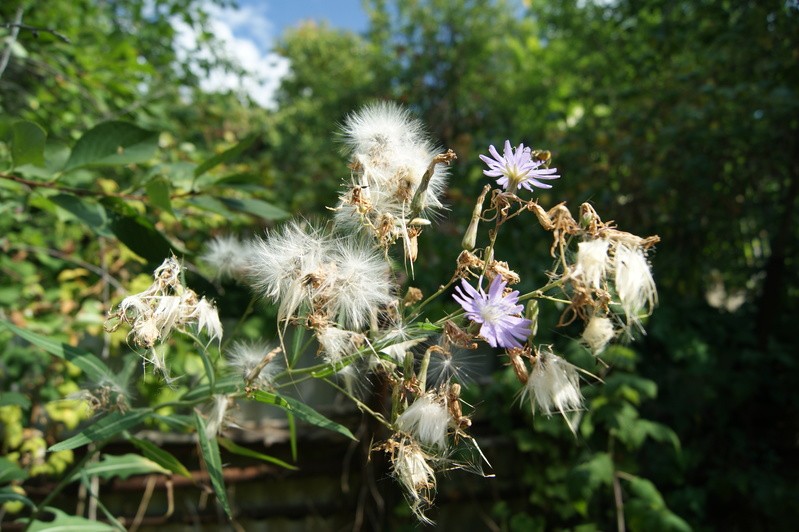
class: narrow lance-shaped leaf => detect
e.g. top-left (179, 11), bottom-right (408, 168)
top-left (217, 437), bottom-right (298, 471)
top-left (128, 436), bottom-right (192, 478)
top-left (0, 319), bottom-right (115, 385)
top-left (69, 454), bottom-right (169, 482)
top-left (193, 411), bottom-right (232, 519)
top-left (49, 409), bottom-right (150, 452)
top-left (252, 391), bottom-right (356, 441)
top-left (0, 487), bottom-right (35, 509)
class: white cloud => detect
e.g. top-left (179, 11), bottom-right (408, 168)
top-left (174, 4), bottom-right (290, 109)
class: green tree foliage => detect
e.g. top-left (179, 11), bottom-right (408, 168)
top-left (2, 0), bottom-right (797, 529)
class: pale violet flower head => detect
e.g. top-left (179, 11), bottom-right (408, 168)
top-left (397, 393), bottom-right (451, 449)
top-left (523, 346), bottom-right (583, 433)
top-left (201, 235), bottom-right (251, 281)
top-left (574, 239), bottom-right (611, 290)
top-left (614, 244), bottom-right (658, 330)
top-left (480, 140), bottom-right (560, 192)
top-left (453, 276), bottom-right (532, 348)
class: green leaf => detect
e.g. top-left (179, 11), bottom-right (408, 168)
top-left (180, 374), bottom-right (242, 402)
top-left (184, 195), bottom-right (235, 217)
top-left (11, 120), bottom-right (46, 168)
top-left (0, 487), bottom-right (35, 509)
top-left (193, 411), bottom-right (232, 519)
top-left (0, 319), bottom-right (115, 385)
top-left (146, 177), bottom-right (173, 214)
top-left (194, 134), bottom-right (256, 177)
top-left (100, 197), bottom-right (178, 263)
top-left (624, 474), bottom-right (665, 507)
top-left (0, 392), bottom-right (31, 408)
top-left (568, 452), bottom-right (614, 502)
top-left (49, 409), bottom-right (150, 452)
top-left (70, 454), bottom-right (169, 481)
top-left (128, 437), bottom-right (192, 478)
top-left (251, 391), bottom-right (356, 441)
top-left (28, 507), bottom-right (116, 531)
top-left (48, 194), bottom-right (113, 237)
top-left (0, 457), bottom-right (28, 483)
top-left (217, 437), bottom-right (298, 471)
top-left (64, 121), bottom-right (158, 171)
top-left (218, 196), bottom-right (289, 221)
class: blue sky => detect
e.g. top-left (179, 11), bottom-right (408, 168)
top-left (235, 0), bottom-right (369, 52)
top-left (177, 1), bottom-right (369, 107)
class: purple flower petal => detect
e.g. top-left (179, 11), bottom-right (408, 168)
top-left (453, 276), bottom-right (532, 349)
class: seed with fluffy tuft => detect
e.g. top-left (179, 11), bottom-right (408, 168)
top-left (397, 393), bottom-right (451, 449)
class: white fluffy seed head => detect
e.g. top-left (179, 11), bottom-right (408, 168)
top-left (328, 239), bottom-right (395, 330)
top-left (247, 221), bottom-right (334, 320)
top-left (202, 235), bottom-right (251, 281)
top-left (194, 297), bottom-right (223, 344)
top-left (614, 244), bottom-right (658, 329)
top-left (335, 102), bottom-right (448, 236)
top-left (575, 239), bottom-right (610, 290)
top-left (397, 393), bottom-right (451, 449)
top-left (204, 394), bottom-right (229, 438)
top-left (226, 341), bottom-right (281, 388)
top-left (582, 315), bottom-right (616, 355)
top-left (392, 438), bottom-right (436, 524)
top-left (317, 326), bottom-right (365, 364)
top-left (524, 347), bottom-right (583, 433)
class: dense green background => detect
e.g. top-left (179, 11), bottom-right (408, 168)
top-left (1, 0), bottom-right (797, 529)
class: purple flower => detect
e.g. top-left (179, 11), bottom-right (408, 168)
top-left (453, 276), bottom-right (533, 348)
top-left (479, 140), bottom-right (560, 192)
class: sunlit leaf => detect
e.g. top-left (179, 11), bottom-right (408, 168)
top-left (28, 507), bottom-right (116, 531)
top-left (63, 121), bottom-right (158, 171)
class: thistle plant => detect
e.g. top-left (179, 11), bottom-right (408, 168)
top-left (189, 103), bottom-right (661, 522)
top-left (8, 102), bottom-right (659, 526)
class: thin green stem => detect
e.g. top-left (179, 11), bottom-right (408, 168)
top-left (221, 294), bottom-right (258, 351)
top-left (322, 377), bottom-right (393, 431)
